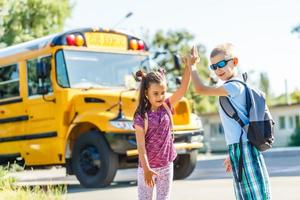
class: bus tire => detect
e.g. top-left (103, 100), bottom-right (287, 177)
top-left (173, 150), bottom-right (197, 180)
top-left (72, 131), bottom-right (118, 188)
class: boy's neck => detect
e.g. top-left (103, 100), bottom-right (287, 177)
top-left (226, 72), bottom-right (238, 81)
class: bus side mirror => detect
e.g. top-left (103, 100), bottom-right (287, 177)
top-left (37, 61), bottom-right (50, 79)
top-left (173, 54), bottom-right (181, 70)
top-left (175, 76), bottom-right (182, 85)
top-left (37, 61), bottom-right (50, 95)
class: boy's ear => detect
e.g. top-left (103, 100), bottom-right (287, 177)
top-left (233, 57), bottom-right (238, 65)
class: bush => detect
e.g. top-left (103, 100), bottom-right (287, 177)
top-left (0, 166), bottom-right (66, 200)
top-left (289, 127), bottom-right (300, 146)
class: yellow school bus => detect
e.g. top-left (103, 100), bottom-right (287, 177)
top-left (0, 27), bottom-right (203, 187)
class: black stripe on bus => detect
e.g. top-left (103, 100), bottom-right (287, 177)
top-left (0, 153), bottom-right (21, 160)
top-left (0, 97), bottom-right (23, 105)
top-left (0, 115), bottom-right (29, 124)
top-left (0, 131), bottom-right (57, 143)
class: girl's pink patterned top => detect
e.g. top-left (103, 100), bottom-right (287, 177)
top-left (133, 99), bottom-right (177, 168)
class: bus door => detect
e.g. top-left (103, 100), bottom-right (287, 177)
top-left (24, 55), bottom-right (58, 164)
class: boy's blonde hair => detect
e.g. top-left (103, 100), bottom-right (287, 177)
top-left (210, 43), bottom-right (236, 60)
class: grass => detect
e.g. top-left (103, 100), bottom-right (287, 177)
top-left (0, 164), bottom-right (67, 200)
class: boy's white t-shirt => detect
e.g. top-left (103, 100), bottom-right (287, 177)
top-left (218, 77), bottom-right (249, 145)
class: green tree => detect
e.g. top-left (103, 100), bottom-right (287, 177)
top-left (291, 90), bottom-right (300, 102)
top-left (149, 29), bottom-right (218, 113)
top-left (259, 72), bottom-right (271, 104)
top-left (0, 0), bottom-right (72, 46)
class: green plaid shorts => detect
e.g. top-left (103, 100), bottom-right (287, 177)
top-left (228, 142), bottom-right (272, 200)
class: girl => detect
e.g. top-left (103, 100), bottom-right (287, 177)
top-left (133, 63), bottom-right (191, 200)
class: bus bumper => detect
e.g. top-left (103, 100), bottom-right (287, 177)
top-left (104, 129), bottom-right (204, 156)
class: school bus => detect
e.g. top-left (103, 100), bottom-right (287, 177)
top-left (0, 27), bottom-right (204, 188)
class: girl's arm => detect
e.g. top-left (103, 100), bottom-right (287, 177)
top-left (169, 60), bottom-right (191, 106)
top-left (135, 125), bottom-right (157, 187)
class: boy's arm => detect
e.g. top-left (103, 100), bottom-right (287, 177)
top-left (191, 66), bottom-right (228, 96)
top-left (187, 45), bottom-right (228, 97)
top-left (169, 61), bottom-right (191, 106)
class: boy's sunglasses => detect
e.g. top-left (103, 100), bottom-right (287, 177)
top-left (209, 58), bottom-right (233, 70)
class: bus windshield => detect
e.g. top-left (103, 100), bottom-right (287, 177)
top-left (56, 50), bottom-right (153, 89)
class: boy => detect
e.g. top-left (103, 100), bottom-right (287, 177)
top-left (183, 43), bottom-right (271, 199)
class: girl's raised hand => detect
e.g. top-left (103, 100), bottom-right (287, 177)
top-left (182, 45), bottom-right (200, 68)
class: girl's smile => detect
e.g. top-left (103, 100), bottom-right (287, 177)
top-left (146, 82), bottom-right (167, 111)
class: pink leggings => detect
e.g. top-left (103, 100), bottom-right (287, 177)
top-left (137, 163), bottom-right (173, 200)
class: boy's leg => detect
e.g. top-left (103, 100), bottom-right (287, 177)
top-left (244, 143), bottom-right (271, 199)
top-left (155, 163), bottom-right (173, 200)
top-left (138, 167), bottom-right (154, 200)
top-left (229, 142), bottom-right (272, 200)
top-left (229, 144), bottom-right (244, 200)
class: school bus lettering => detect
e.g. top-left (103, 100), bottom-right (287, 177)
top-left (85, 32), bottom-right (127, 50)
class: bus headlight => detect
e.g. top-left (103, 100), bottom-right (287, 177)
top-left (191, 113), bottom-right (203, 129)
top-left (191, 135), bottom-right (203, 143)
top-left (110, 120), bottom-right (134, 131)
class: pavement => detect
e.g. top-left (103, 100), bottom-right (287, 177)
top-left (8, 146), bottom-right (300, 187)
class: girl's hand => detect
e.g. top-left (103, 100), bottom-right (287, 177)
top-left (223, 155), bottom-right (232, 173)
top-left (144, 168), bottom-right (158, 187)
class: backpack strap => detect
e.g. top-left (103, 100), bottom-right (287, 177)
top-left (143, 102), bottom-right (174, 138)
top-left (162, 102), bottom-right (175, 139)
top-left (242, 72), bottom-right (248, 82)
top-left (238, 131), bottom-right (244, 182)
top-left (223, 79), bottom-right (252, 117)
top-left (219, 97), bottom-right (245, 127)
top-left (144, 113), bottom-right (148, 134)
top-left (162, 102), bottom-right (174, 130)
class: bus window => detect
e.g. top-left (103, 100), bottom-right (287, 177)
top-left (27, 56), bottom-right (53, 96)
top-left (56, 50), bottom-right (150, 89)
top-left (0, 64), bottom-right (20, 99)
top-left (55, 50), bottom-right (70, 88)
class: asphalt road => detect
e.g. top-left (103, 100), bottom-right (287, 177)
top-left (11, 147), bottom-right (300, 200)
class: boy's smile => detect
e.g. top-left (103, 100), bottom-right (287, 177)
top-left (210, 53), bottom-right (237, 81)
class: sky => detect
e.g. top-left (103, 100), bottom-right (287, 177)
top-left (65, 0), bottom-right (300, 96)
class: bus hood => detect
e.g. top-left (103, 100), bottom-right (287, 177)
top-left (69, 88), bottom-right (200, 131)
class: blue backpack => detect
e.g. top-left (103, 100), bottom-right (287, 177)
top-left (219, 74), bottom-right (275, 181)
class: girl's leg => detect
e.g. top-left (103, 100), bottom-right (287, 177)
top-left (138, 167), bottom-right (154, 200)
top-left (155, 163), bottom-right (173, 200)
